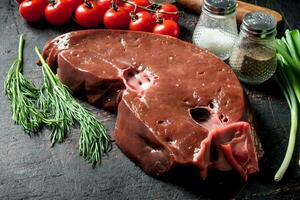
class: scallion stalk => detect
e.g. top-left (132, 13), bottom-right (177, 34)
top-left (290, 29), bottom-right (300, 58)
top-left (275, 29), bottom-right (300, 181)
top-left (274, 56), bottom-right (298, 181)
top-left (284, 30), bottom-right (300, 67)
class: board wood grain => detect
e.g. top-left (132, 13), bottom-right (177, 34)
top-left (176, 0), bottom-right (283, 25)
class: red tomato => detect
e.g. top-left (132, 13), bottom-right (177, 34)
top-left (116, 0), bottom-right (125, 7)
top-left (129, 11), bottom-right (155, 32)
top-left (45, 0), bottom-right (72, 25)
top-left (61, 0), bottom-right (83, 10)
top-left (75, 1), bottom-right (105, 28)
top-left (96, 0), bottom-right (111, 13)
top-left (97, 0), bottom-right (124, 11)
top-left (124, 0), bottom-right (150, 13)
top-left (152, 19), bottom-right (180, 38)
top-left (16, 0), bottom-right (25, 4)
top-left (155, 4), bottom-right (179, 22)
top-left (103, 7), bottom-right (130, 29)
top-left (19, 0), bottom-right (47, 22)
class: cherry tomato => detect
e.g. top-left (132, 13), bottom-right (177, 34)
top-left (116, 0), bottom-right (125, 7)
top-left (75, 1), bottom-right (105, 28)
top-left (124, 0), bottom-right (150, 13)
top-left (103, 7), bottom-right (130, 29)
top-left (19, 0), bottom-right (47, 22)
top-left (129, 11), bottom-right (155, 32)
top-left (16, 0), bottom-right (25, 4)
top-left (97, 0), bottom-right (111, 13)
top-left (152, 19), bottom-right (180, 38)
top-left (155, 4), bottom-right (179, 22)
top-left (61, 0), bottom-right (83, 10)
top-left (45, 0), bottom-right (72, 25)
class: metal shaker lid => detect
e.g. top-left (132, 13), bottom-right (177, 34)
top-left (241, 12), bottom-right (277, 38)
top-left (203, 0), bottom-right (237, 16)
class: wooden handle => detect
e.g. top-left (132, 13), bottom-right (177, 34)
top-left (237, 1), bottom-right (282, 24)
top-left (176, 0), bottom-right (283, 25)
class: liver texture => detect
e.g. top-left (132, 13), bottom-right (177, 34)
top-left (42, 30), bottom-right (260, 181)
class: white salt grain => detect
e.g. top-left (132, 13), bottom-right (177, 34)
top-left (193, 27), bottom-right (237, 61)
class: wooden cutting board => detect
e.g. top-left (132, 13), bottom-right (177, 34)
top-left (177, 0), bottom-right (283, 25)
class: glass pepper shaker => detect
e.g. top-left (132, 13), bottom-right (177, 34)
top-left (229, 12), bottom-right (277, 85)
top-left (192, 0), bottom-right (238, 61)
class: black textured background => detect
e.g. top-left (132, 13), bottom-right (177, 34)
top-left (0, 0), bottom-right (299, 199)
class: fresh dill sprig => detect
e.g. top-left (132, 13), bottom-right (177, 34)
top-left (72, 103), bottom-right (112, 164)
top-left (5, 35), bottom-right (112, 165)
top-left (4, 35), bottom-right (45, 133)
top-left (36, 49), bottom-right (75, 145)
top-left (35, 47), bottom-right (112, 164)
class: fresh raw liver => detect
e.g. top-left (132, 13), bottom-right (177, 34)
top-left (42, 30), bottom-right (262, 181)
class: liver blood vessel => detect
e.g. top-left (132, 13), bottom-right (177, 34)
top-left (42, 30), bottom-right (263, 181)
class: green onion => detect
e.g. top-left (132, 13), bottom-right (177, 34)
top-left (274, 55), bottom-right (298, 182)
top-left (284, 30), bottom-right (300, 67)
top-left (290, 30), bottom-right (300, 59)
top-left (275, 29), bottom-right (300, 181)
top-left (276, 39), bottom-right (300, 75)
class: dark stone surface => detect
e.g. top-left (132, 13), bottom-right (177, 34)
top-left (0, 0), bottom-right (299, 199)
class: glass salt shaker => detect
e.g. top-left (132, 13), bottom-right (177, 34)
top-left (229, 12), bottom-right (277, 85)
top-left (192, 0), bottom-right (238, 61)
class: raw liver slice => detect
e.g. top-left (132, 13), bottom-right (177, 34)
top-left (42, 30), bottom-right (261, 180)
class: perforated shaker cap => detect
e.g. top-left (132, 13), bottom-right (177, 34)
top-left (203, 0), bottom-right (236, 16)
top-left (241, 12), bottom-right (277, 38)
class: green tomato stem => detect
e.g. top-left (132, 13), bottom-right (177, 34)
top-left (122, 0), bottom-right (184, 16)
